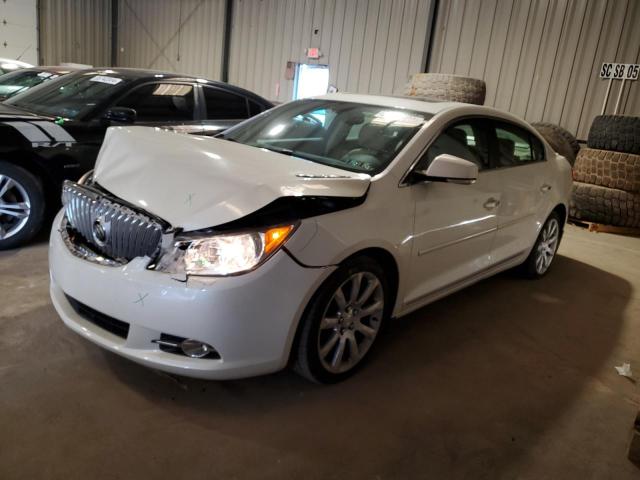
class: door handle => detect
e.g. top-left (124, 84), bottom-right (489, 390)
top-left (483, 198), bottom-right (501, 210)
top-left (540, 184), bottom-right (552, 193)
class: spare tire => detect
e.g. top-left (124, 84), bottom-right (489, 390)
top-left (573, 147), bottom-right (640, 192)
top-left (403, 73), bottom-right (486, 105)
top-left (587, 115), bottom-right (640, 155)
top-left (570, 182), bottom-right (640, 228)
top-left (532, 123), bottom-right (576, 166)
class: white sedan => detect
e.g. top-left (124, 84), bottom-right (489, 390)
top-left (49, 93), bottom-right (572, 383)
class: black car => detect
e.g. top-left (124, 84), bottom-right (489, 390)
top-left (0, 66), bottom-right (85, 101)
top-left (0, 68), bottom-right (273, 249)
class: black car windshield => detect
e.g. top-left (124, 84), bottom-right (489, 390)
top-left (5, 71), bottom-right (129, 119)
top-left (220, 100), bottom-right (431, 174)
top-left (0, 70), bottom-right (62, 99)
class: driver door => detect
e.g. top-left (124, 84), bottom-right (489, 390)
top-left (404, 119), bottom-right (500, 307)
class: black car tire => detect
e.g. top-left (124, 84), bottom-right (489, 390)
top-left (587, 115), bottom-right (640, 155)
top-left (0, 161), bottom-right (45, 250)
top-left (294, 256), bottom-right (390, 383)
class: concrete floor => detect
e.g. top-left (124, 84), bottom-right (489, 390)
top-left (0, 225), bottom-right (639, 479)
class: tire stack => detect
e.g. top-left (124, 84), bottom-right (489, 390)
top-left (403, 73), bottom-right (486, 105)
top-left (570, 115), bottom-right (640, 229)
top-left (531, 122), bottom-right (580, 166)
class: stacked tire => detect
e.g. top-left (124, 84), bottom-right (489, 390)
top-left (531, 122), bottom-right (580, 166)
top-left (570, 115), bottom-right (640, 228)
top-left (403, 73), bottom-right (486, 105)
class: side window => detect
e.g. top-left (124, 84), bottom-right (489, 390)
top-left (494, 122), bottom-right (542, 167)
top-left (417, 120), bottom-right (490, 171)
top-left (115, 83), bottom-right (195, 122)
top-left (248, 100), bottom-right (264, 117)
top-left (202, 87), bottom-right (249, 120)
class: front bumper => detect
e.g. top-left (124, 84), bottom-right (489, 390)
top-left (49, 211), bottom-right (333, 380)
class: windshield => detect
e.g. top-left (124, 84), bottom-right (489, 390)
top-left (5, 71), bottom-right (129, 119)
top-left (220, 100), bottom-right (431, 174)
top-left (0, 70), bottom-right (61, 99)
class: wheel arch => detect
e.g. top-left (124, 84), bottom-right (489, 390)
top-left (339, 247), bottom-right (400, 317)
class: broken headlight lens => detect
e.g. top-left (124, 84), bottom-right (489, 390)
top-left (156, 224), bottom-right (297, 276)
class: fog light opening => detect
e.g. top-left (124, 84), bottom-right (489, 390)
top-left (180, 339), bottom-right (214, 358)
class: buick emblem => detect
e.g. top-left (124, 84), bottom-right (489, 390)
top-left (92, 216), bottom-right (109, 246)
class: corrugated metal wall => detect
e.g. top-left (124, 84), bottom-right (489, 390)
top-left (229, 0), bottom-right (435, 102)
top-left (429, 0), bottom-right (640, 140)
top-left (0, 0), bottom-right (39, 65)
top-left (117, 0), bottom-right (226, 80)
top-left (39, 0), bottom-right (111, 66)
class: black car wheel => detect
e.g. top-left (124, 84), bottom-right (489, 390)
top-left (0, 161), bottom-right (45, 250)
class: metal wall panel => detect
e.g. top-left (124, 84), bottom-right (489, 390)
top-left (39, 0), bottom-right (111, 66)
top-left (429, 0), bottom-right (640, 140)
top-left (117, 0), bottom-right (226, 79)
top-left (0, 0), bottom-right (38, 65)
top-left (229, 0), bottom-right (435, 102)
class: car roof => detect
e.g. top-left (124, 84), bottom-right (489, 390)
top-left (314, 92), bottom-right (535, 126)
top-left (20, 66), bottom-right (86, 74)
top-left (315, 92), bottom-right (463, 115)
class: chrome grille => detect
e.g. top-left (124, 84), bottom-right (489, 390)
top-left (62, 180), bottom-right (163, 262)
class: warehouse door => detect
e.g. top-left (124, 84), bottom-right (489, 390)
top-left (293, 64), bottom-right (329, 100)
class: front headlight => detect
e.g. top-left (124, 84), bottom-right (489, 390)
top-left (155, 224), bottom-right (297, 276)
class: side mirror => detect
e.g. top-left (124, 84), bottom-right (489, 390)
top-left (103, 107), bottom-right (137, 124)
top-left (413, 154), bottom-right (478, 185)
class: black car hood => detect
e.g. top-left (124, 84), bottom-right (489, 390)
top-left (0, 103), bottom-right (50, 121)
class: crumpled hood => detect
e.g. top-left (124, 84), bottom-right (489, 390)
top-left (93, 127), bottom-right (371, 231)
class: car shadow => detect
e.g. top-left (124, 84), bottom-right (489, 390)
top-left (102, 254), bottom-right (632, 478)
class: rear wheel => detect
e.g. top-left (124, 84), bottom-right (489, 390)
top-left (0, 162), bottom-right (45, 250)
top-left (520, 212), bottom-right (562, 278)
top-left (294, 256), bottom-right (389, 383)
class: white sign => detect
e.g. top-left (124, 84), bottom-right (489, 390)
top-left (89, 75), bottom-right (123, 85)
top-left (600, 63), bottom-right (639, 80)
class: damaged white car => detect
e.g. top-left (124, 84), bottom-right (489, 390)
top-left (49, 93), bottom-right (572, 383)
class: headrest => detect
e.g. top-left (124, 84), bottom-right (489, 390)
top-left (498, 137), bottom-right (515, 153)
top-left (358, 123), bottom-right (388, 150)
top-left (344, 111), bottom-right (365, 125)
top-left (449, 128), bottom-right (467, 145)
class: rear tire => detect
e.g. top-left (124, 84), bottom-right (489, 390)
top-left (294, 256), bottom-right (390, 383)
top-left (0, 161), bottom-right (45, 250)
top-left (520, 212), bottom-right (562, 279)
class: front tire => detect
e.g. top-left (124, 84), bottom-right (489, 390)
top-left (294, 256), bottom-right (390, 383)
top-left (0, 161), bottom-right (45, 250)
top-left (520, 212), bottom-right (562, 278)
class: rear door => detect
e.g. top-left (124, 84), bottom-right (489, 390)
top-left (486, 120), bottom-right (550, 264)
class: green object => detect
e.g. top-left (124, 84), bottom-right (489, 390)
top-left (54, 117), bottom-right (65, 125)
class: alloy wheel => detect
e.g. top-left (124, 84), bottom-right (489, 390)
top-left (0, 174), bottom-right (31, 240)
top-left (317, 271), bottom-right (384, 374)
top-left (535, 218), bottom-right (559, 275)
